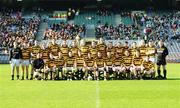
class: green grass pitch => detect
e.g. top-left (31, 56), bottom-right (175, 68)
top-left (0, 64), bottom-right (180, 108)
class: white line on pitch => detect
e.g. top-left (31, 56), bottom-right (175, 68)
top-left (96, 81), bottom-right (100, 108)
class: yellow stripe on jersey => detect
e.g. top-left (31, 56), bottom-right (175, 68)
top-left (80, 46), bottom-right (89, 57)
top-left (54, 57), bottom-right (64, 66)
top-left (21, 48), bottom-right (30, 60)
top-left (71, 47), bottom-right (78, 57)
top-left (60, 46), bottom-right (69, 58)
top-left (133, 56), bottom-right (143, 66)
top-left (96, 57), bottom-right (104, 68)
top-left (115, 46), bottom-right (124, 55)
top-left (41, 49), bottom-right (49, 60)
top-left (66, 57), bottom-right (75, 67)
top-left (114, 57), bottom-right (123, 66)
top-left (49, 44), bottom-right (59, 56)
top-left (143, 61), bottom-right (154, 71)
top-left (139, 46), bottom-right (147, 57)
top-left (46, 59), bottom-right (55, 68)
top-left (105, 57), bottom-right (114, 66)
top-left (90, 47), bottom-right (98, 58)
top-left (107, 47), bottom-right (115, 56)
top-left (85, 58), bottom-right (94, 67)
top-left (31, 46), bottom-right (41, 60)
top-left (76, 57), bottom-right (84, 67)
top-left (123, 56), bottom-right (132, 66)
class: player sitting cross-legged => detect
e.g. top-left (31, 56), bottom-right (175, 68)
top-left (113, 53), bottom-right (124, 80)
top-left (104, 52), bottom-right (114, 80)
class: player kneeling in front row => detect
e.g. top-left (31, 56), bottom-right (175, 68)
top-left (132, 49), bottom-right (144, 79)
top-left (64, 51), bottom-right (76, 81)
top-left (75, 50), bottom-right (86, 80)
top-left (142, 56), bottom-right (155, 79)
top-left (33, 53), bottom-right (44, 80)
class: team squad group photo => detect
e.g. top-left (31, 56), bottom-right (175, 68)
top-left (10, 38), bottom-right (168, 81)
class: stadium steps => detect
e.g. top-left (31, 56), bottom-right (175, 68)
top-left (85, 24), bottom-right (96, 40)
top-left (36, 22), bottom-right (48, 41)
top-left (115, 14), bottom-right (121, 26)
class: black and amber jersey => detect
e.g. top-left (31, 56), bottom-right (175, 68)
top-left (114, 57), bottom-right (123, 66)
top-left (66, 57), bottom-right (75, 67)
top-left (105, 57), bottom-right (114, 66)
top-left (80, 46), bottom-right (89, 57)
top-left (60, 45), bottom-right (69, 59)
top-left (115, 46), bottom-right (124, 56)
top-left (123, 56), bottom-right (133, 67)
top-left (106, 47), bottom-right (116, 56)
top-left (41, 49), bottom-right (50, 60)
top-left (54, 57), bottom-right (65, 67)
top-left (71, 47), bottom-right (79, 58)
top-left (147, 46), bottom-right (156, 57)
top-left (139, 46), bottom-right (147, 58)
top-left (49, 44), bottom-right (59, 56)
top-left (90, 47), bottom-right (98, 58)
top-left (132, 56), bottom-right (143, 66)
top-left (96, 57), bottom-right (104, 68)
top-left (76, 56), bottom-right (84, 67)
top-left (46, 59), bottom-right (55, 68)
top-left (21, 48), bottom-right (31, 60)
top-left (97, 44), bottom-right (106, 56)
top-left (129, 48), bottom-right (137, 57)
top-left (142, 61), bottom-right (154, 71)
top-left (31, 45), bottom-right (41, 60)
top-left (85, 57), bottom-right (95, 67)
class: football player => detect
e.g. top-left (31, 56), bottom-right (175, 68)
top-left (142, 56), bottom-right (155, 79)
top-left (115, 42), bottom-right (124, 57)
top-left (147, 41), bottom-right (157, 63)
top-left (113, 53), bottom-right (124, 79)
top-left (106, 42), bottom-right (115, 57)
top-left (104, 52), bottom-right (114, 80)
top-left (94, 52), bottom-right (106, 80)
top-left (97, 38), bottom-right (107, 57)
top-left (71, 41), bottom-right (79, 58)
top-left (33, 53), bottom-right (44, 80)
top-left (21, 42), bottom-right (31, 80)
top-left (79, 39), bottom-right (89, 58)
top-left (60, 40), bottom-right (69, 60)
top-left (64, 51), bottom-right (76, 81)
top-left (139, 40), bottom-right (147, 60)
top-left (75, 50), bottom-right (86, 80)
top-left (85, 52), bottom-right (95, 80)
top-left (132, 49), bottom-right (144, 79)
top-left (54, 51), bottom-right (65, 80)
top-left (48, 39), bottom-right (59, 58)
top-left (122, 50), bottom-right (133, 79)
top-left (89, 41), bottom-right (98, 59)
top-left (30, 41), bottom-right (41, 80)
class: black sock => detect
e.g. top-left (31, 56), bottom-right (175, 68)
top-left (157, 69), bottom-right (161, 76)
top-left (11, 75), bottom-right (14, 80)
top-left (163, 70), bottom-right (167, 79)
top-left (26, 76), bottom-right (28, 79)
top-left (17, 75), bottom-right (19, 80)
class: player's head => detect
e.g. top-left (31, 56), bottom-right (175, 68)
top-left (148, 41), bottom-right (153, 47)
top-left (69, 51), bottom-right (72, 57)
top-left (135, 49), bottom-right (140, 57)
top-left (72, 41), bottom-right (76, 47)
top-left (80, 39), bottom-right (85, 46)
top-left (107, 52), bottom-right (111, 58)
top-left (62, 40), bottom-right (67, 46)
top-left (97, 52), bottom-right (102, 58)
top-left (92, 41), bottom-right (96, 47)
top-left (124, 50), bottom-right (130, 56)
top-left (132, 42), bottom-right (137, 48)
top-left (34, 40), bottom-right (38, 46)
top-left (158, 40), bottom-right (164, 48)
top-left (13, 42), bottom-right (17, 48)
top-left (140, 40), bottom-right (145, 46)
top-left (115, 53), bottom-right (119, 58)
top-left (117, 42), bottom-right (121, 47)
top-left (108, 42), bottom-right (113, 47)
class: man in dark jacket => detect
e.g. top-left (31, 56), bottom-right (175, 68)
top-left (33, 53), bottom-right (44, 80)
top-left (9, 42), bottom-right (22, 80)
top-left (156, 40), bottom-right (168, 79)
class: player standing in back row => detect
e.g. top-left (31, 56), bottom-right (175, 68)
top-left (156, 40), bottom-right (168, 79)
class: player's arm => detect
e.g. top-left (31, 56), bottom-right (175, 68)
top-left (9, 49), bottom-right (12, 63)
top-left (74, 58), bottom-right (77, 68)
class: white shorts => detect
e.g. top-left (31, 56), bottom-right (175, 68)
top-left (21, 60), bottom-right (30, 66)
top-left (149, 57), bottom-right (155, 63)
top-left (11, 59), bottom-right (21, 67)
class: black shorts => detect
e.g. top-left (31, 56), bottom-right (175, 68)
top-left (157, 61), bottom-right (166, 65)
